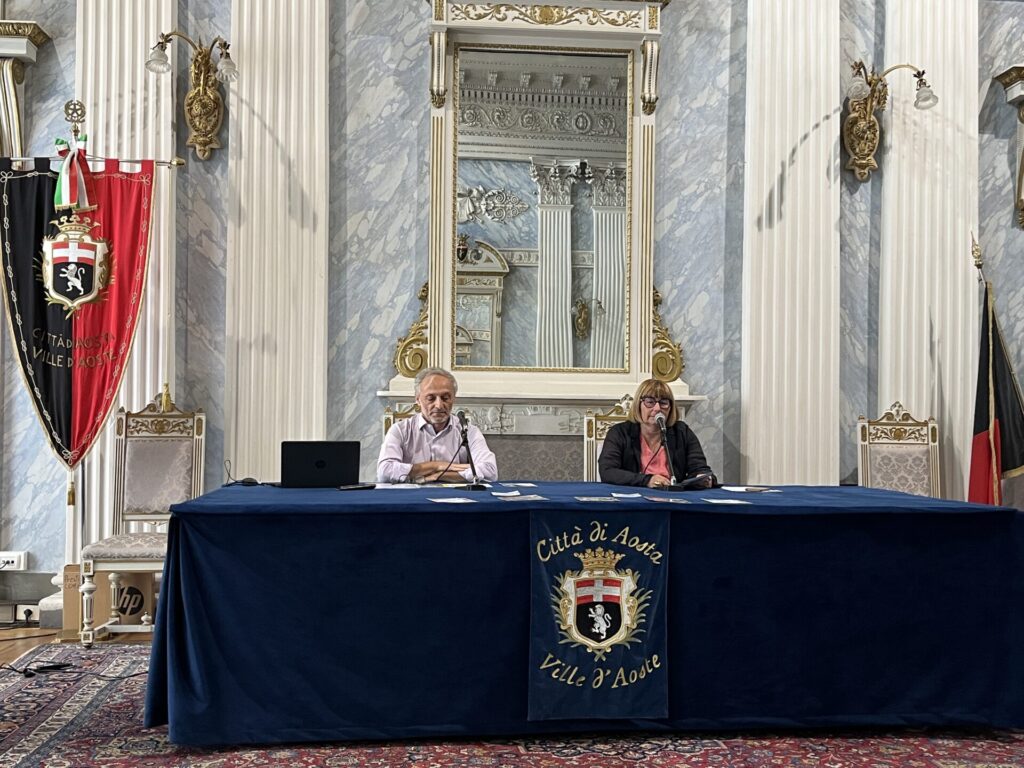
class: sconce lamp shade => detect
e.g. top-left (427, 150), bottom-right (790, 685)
top-left (145, 45), bottom-right (171, 74)
top-left (914, 84), bottom-right (938, 110)
top-left (216, 54), bottom-right (238, 83)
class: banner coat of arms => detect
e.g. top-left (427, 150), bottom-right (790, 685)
top-left (0, 157), bottom-right (155, 469)
top-left (529, 509), bottom-right (669, 721)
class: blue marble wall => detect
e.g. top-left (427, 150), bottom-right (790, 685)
top-left (839, 0), bottom-right (883, 483)
top-left (1, 1), bottom-right (76, 573)
top-left (654, 2), bottom-right (742, 480)
top-left (503, 266), bottom-right (538, 366)
top-left (174, 0), bottom-right (230, 488)
top-left (326, 1), bottom-right (429, 479)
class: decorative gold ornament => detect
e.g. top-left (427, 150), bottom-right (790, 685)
top-left (572, 298), bottom-right (590, 339)
top-left (574, 546), bottom-right (625, 573)
top-left (994, 66), bottom-right (1024, 227)
top-left (862, 401), bottom-right (929, 444)
top-left (146, 30), bottom-right (239, 161)
top-left (430, 30), bottom-right (447, 108)
top-left (651, 287), bottom-right (683, 381)
top-left (842, 60), bottom-right (937, 182)
top-left (0, 22), bottom-right (49, 48)
top-left (971, 232), bottom-right (984, 270)
top-left (641, 39), bottom-right (660, 115)
top-left (450, 3), bottom-right (641, 28)
top-left (393, 283), bottom-right (430, 378)
top-left (648, 5), bottom-right (659, 30)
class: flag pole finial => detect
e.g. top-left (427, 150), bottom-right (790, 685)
top-left (63, 100), bottom-right (85, 141)
top-left (971, 231), bottom-right (984, 270)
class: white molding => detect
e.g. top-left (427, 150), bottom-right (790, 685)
top-left (741, 0), bottom-right (840, 485)
top-left (225, 0), bottom-right (329, 482)
top-left (877, 1), bottom-right (979, 499)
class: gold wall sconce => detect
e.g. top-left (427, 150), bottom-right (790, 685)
top-left (572, 297), bottom-right (605, 339)
top-left (995, 65), bottom-right (1024, 227)
top-left (146, 30), bottom-right (238, 160)
top-left (842, 60), bottom-right (937, 181)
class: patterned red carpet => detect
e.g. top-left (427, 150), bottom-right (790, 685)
top-left (1, 643), bottom-right (1023, 767)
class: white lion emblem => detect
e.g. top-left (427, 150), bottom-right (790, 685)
top-left (588, 604), bottom-right (614, 640)
top-left (59, 263), bottom-right (85, 295)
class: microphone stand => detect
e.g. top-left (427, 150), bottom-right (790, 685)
top-left (659, 420), bottom-right (678, 486)
top-left (459, 420), bottom-right (488, 491)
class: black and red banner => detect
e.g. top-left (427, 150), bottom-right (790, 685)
top-left (968, 282), bottom-right (1024, 505)
top-left (0, 157), bottom-right (155, 470)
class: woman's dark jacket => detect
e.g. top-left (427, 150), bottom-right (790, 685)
top-left (598, 419), bottom-right (714, 487)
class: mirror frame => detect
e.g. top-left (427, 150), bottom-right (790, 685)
top-left (383, 0), bottom-right (695, 409)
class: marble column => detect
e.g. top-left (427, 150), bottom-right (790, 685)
top-left (877, 1), bottom-right (978, 499)
top-left (225, 0), bottom-right (329, 480)
top-left (591, 164), bottom-right (627, 369)
top-left (531, 160), bottom-right (577, 368)
top-left (741, 0), bottom-right (841, 485)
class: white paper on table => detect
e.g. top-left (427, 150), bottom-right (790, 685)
top-left (501, 482), bottom-right (537, 487)
top-left (721, 486), bottom-right (781, 493)
top-left (703, 498), bottom-right (752, 505)
top-left (375, 483), bottom-right (421, 489)
top-left (611, 492), bottom-right (642, 498)
top-left (492, 490), bottom-right (521, 497)
top-left (428, 497), bottom-right (477, 503)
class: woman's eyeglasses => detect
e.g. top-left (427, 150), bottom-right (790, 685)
top-left (640, 396), bottom-right (672, 409)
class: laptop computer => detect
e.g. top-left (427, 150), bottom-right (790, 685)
top-left (280, 441), bottom-right (361, 488)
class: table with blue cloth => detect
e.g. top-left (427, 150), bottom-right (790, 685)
top-left (144, 482), bottom-right (1024, 746)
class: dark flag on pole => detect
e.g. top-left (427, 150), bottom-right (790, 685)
top-left (968, 282), bottom-right (1024, 505)
top-left (0, 157), bottom-right (155, 470)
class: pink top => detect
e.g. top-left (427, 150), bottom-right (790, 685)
top-left (639, 436), bottom-right (670, 479)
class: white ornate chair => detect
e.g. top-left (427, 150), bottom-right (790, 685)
top-left (382, 403), bottom-right (420, 438)
top-left (80, 390), bottom-right (205, 647)
top-left (857, 401), bottom-right (940, 497)
top-left (583, 396), bottom-right (632, 481)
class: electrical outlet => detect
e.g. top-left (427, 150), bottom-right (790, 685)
top-left (0, 551), bottom-right (27, 571)
top-left (16, 604), bottom-right (38, 623)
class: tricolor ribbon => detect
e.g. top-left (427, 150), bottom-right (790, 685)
top-left (54, 135), bottom-right (95, 211)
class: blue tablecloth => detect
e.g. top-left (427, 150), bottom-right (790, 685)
top-left (144, 483), bottom-right (1024, 746)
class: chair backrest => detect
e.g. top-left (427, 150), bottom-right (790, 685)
top-left (113, 390), bottom-right (206, 533)
top-left (857, 401), bottom-right (939, 497)
top-left (382, 404), bottom-right (420, 438)
top-left (583, 396), bottom-right (633, 481)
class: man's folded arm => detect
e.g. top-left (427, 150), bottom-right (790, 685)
top-left (377, 424), bottom-right (413, 483)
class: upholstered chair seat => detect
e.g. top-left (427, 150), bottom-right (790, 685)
top-left (81, 532), bottom-right (168, 560)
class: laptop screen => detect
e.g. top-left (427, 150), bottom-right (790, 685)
top-left (280, 441), bottom-right (360, 488)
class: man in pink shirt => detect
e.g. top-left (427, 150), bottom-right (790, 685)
top-left (377, 367), bottom-right (498, 484)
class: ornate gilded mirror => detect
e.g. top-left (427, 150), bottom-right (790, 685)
top-left (383, 0), bottom-right (693, 414)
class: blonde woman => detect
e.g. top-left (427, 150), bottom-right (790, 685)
top-left (598, 379), bottom-right (715, 489)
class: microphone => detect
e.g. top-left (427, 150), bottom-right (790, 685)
top-left (456, 410), bottom-right (468, 430)
top-left (654, 412), bottom-right (676, 485)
